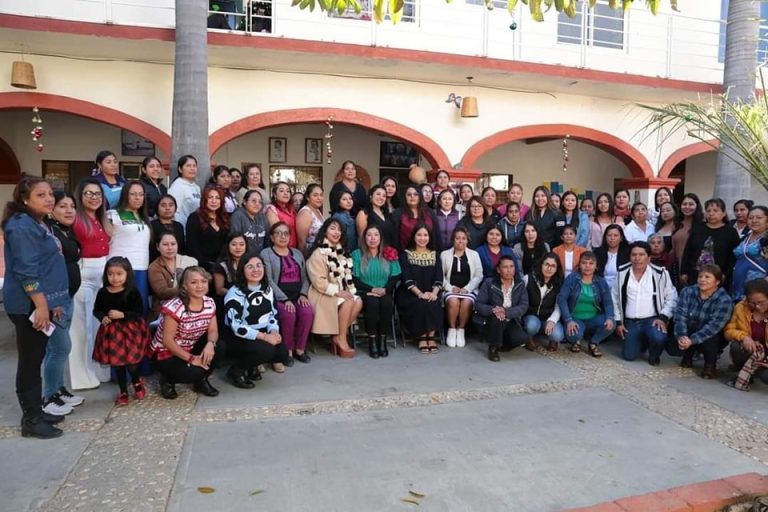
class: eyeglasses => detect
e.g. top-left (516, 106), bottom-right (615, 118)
top-left (748, 300), bottom-right (768, 309)
top-left (245, 263), bottom-right (264, 270)
top-left (83, 191), bottom-right (102, 199)
top-left (274, 231), bottom-right (290, 237)
top-left (542, 262), bottom-right (558, 268)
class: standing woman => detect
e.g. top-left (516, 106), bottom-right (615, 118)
top-left (397, 225), bottom-right (444, 353)
top-left (329, 160), bottom-right (368, 217)
top-left (3, 177), bottom-right (70, 438)
top-left (356, 185), bottom-right (396, 248)
top-left (680, 198), bottom-right (739, 288)
top-left (149, 194), bottom-right (186, 261)
top-left (139, 155), bottom-right (167, 219)
top-left (457, 196), bottom-right (491, 250)
top-left (392, 184), bottom-right (440, 251)
top-left (477, 225), bottom-right (519, 278)
top-left (236, 164), bottom-right (269, 206)
top-left (70, 178), bottom-right (112, 390)
top-left (168, 155), bottom-right (201, 227)
top-left (648, 187), bottom-right (674, 227)
top-left (623, 202), bottom-right (655, 243)
top-left (435, 190), bottom-right (461, 251)
top-left (560, 191), bottom-right (589, 247)
top-left (352, 225), bottom-right (402, 358)
top-left (590, 193), bottom-right (623, 249)
top-left (433, 169), bottom-right (452, 194)
top-left (456, 184), bottom-right (474, 217)
top-left (513, 222), bottom-right (551, 277)
top-left (93, 150), bottom-right (126, 210)
top-left (332, 191), bottom-right (357, 252)
top-left (229, 189), bottom-right (268, 255)
top-left (654, 201), bottom-right (681, 252)
top-left (499, 183), bottom-right (530, 219)
top-left (229, 168), bottom-right (244, 199)
top-left (262, 222), bottom-right (314, 364)
top-left (295, 183), bottom-right (325, 254)
top-left (731, 206), bottom-right (768, 301)
top-left (107, 180), bottom-right (152, 310)
top-left (306, 218), bottom-right (363, 358)
top-left (441, 227), bottom-right (484, 348)
top-left (43, 192), bottom-right (84, 415)
top-left (671, 193), bottom-right (704, 274)
top-left (730, 199), bottom-right (753, 238)
top-left (211, 166), bottom-right (237, 214)
top-left (186, 185), bottom-right (230, 272)
top-left (526, 186), bottom-right (564, 248)
top-left (594, 224), bottom-right (629, 291)
top-left (381, 176), bottom-right (401, 213)
top-left (264, 181), bottom-right (297, 248)
top-left (613, 189), bottom-right (632, 224)
top-left (420, 183), bottom-right (436, 209)
top-left (481, 187), bottom-right (501, 224)
top-left (580, 198), bottom-right (595, 221)
top-left (550, 193), bottom-right (562, 211)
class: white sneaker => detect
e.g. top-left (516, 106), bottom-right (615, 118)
top-left (456, 329), bottom-right (466, 348)
top-left (58, 387), bottom-right (84, 407)
top-left (446, 328), bottom-right (457, 348)
top-left (43, 395), bottom-right (73, 416)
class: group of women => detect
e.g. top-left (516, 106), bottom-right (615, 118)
top-left (5, 152), bottom-right (768, 439)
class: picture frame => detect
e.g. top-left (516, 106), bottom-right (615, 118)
top-left (121, 130), bottom-right (155, 157)
top-left (269, 137), bottom-right (287, 163)
top-left (120, 162), bottom-right (141, 179)
top-left (379, 141), bottom-right (420, 169)
top-left (305, 138), bottom-right (323, 164)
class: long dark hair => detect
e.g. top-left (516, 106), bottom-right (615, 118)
top-left (177, 266), bottom-right (211, 316)
top-left (196, 184), bottom-right (230, 232)
top-left (140, 155), bottom-right (162, 184)
top-left (300, 183), bottom-right (324, 210)
top-left (74, 177), bottom-right (107, 235)
top-left (308, 217), bottom-right (349, 257)
top-left (593, 192), bottom-right (615, 223)
top-left (1, 176), bottom-right (49, 228)
top-left (234, 253), bottom-right (270, 293)
top-left (117, 180), bottom-right (150, 226)
top-left (101, 256), bottom-right (136, 301)
top-left (654, 200), bottom-right (682, 232)
top-left (403, 184), bottom-right (428, 221)
top-left (653, 187), bottom-right (674, 211)
top-left (682, 193), bottom-right (705, 224)
top-left (532, 252), bottom-right (564, 289)
top-left (600, 224), bottom-right (628, 252)
top-left (560, 190), bottom-right (581, 229)
top-left (527, 185), bottom-right (554, 221)
top-left (176, 154), bottom-right (197, 181)
top-left (359, 225), bottom-right (391, 274)
top-left (380, 176), bottom-right (401, 210)
top-left (405, 223), bottom-right (436, 251)
top-left (219, 232), bottom-right (248, 280)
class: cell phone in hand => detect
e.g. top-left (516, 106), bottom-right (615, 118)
top-left (29, 311), bottom-right (55, 336)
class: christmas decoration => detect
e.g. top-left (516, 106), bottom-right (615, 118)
top-left (31, 107), bottom-right (44, 152)
top-left (562, 134), bottom-right (570, 172)
top-left (324, 115), bottom-right (334, 164)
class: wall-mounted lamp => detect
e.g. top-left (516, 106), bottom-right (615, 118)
top-left (11, 60), bottom-right (37, 90)
top-left (460, 77), bottom-right (478, 118)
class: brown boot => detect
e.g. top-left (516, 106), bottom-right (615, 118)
top-left (680, 352), bottom-right (694, 368)
top-left (524, 339), bottom-right (538, 352)
top-left (701, 364), bottom-right (717, 379)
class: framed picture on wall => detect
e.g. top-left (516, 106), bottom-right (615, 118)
top-left (121, 130), bottom-right (155, 157)
top-left (305, 138), bottom-right (323, 164)
top-left (120, 162), bottom-right (141, 179)
top-left (379, 141), bottom-right (419, 168)
top-left (269, 137), bottom-right (287, 163)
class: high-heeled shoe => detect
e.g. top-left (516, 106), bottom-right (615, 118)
top-left (368, 335), bottom-right (380, 359)
top-left (331, 338), bottom-right (355, 358)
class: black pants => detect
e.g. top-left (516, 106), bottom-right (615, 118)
top-left (669, 333), bottom-right (727, 365)
top-left (154, 335), bottom-right (214, 385)
top-left (361, 294), bottom-right (393, 336)
top-left (10, 313), bottom-right (48, 396)
top-left (484, 317), bottom-right (528, 350)
top-left (227, 336), bottom-right (289, 371)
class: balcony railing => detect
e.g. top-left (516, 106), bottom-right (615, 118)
top-left (1, 0), bottom-right (736, 85)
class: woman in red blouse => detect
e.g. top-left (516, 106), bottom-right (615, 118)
top-left (69, 178), bottom-right (112, 390)
top-left (265, 181), bottom-right (297, 248)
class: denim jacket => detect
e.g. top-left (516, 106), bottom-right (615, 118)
top-left (3, 213), bottom-right (69, 314)
top-left (557, 272), bottom-right (614, 323)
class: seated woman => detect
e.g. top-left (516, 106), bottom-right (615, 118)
top-left (149, 266), bottom-right (219, 399)
top-left (352, 225), bottom-right (402, 359)
top-left (397, 224), bottom-right (444, 354)
top-left (212, 233), bottom-right (248, 327)
top-left (475, 256), bottom-right (529, 362)
top-left (441, 227), bottom-right (483, 348)
top-left (557, 252), bottom-right (615, 357)
top-left (307, 218), bottom-right (363, 358)
top-left (674, 263), bottom-right (733, 379)
top-left (223, 254), bottom-right (290, 388)
top-left (726, 278), bottom-right (768, 390)
top-left (261, 222), bottom-right (314, 364)
top-left (476, 225), bottom-right (520, 279)
top-left (150, 194), bottom-right (186, 261)
top-left (147, 232), bottom-right (198, 314)
top-left (523, 253), bottom-right (565, 352)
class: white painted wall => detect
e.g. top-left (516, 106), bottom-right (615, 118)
top-left (683, 152), bottom-right (768, 206)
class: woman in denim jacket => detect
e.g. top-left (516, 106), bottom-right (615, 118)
top-left (557, 251), bottom-right (615, 357)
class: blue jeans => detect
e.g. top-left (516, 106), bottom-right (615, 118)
top-left (621, 317), bottom-right (669, 361)
top-left (565, 313), bottom-right (614, 345)
top-left (523, 315), bottom-right (565, 343)
top-left (43, 297), bottom-right (73, 399)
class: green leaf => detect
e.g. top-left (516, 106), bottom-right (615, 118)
top-left (318, 0), bottom-right (331, 10)
top-left (409, 490), bottom-right (426, 498)
top-left (197, 487), bottom-right (216, 494)
top-left (351, 0), bottom-right (362, 14)
top-left (389, 0), bottom-right (404, 23)
top-left (336, 0), bottom-right (347, 14)
top-left (530, 0), bottom-right (544, 21)
top-left (508, 0), bottom-right (518, 14)
top-left (249, 489), bottom-right (265, 496)
top-left (588, 0), bottom-right (598, 7)
top-left (373, 0), bottom-right (386, 22)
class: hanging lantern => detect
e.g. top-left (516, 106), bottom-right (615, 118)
top-left (11, 61), bottom-right (37, 90)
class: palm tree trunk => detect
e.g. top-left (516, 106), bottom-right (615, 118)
top-left (713, 0), bottom-right (759, 207)
top-left (172, 0), bottom-right (210, 185)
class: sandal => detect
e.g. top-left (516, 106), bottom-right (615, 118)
top-left (569, 342), bottom-right (582, 353)
top-left (418, 337), bottom-right (430, 354)
top-left (588, 343), bottom-right (602, 358)
top-left (427, 338), bottom-right (439, 353)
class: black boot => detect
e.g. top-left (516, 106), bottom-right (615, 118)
top-left (226, 366), bottom-right (255, 389)
top-left (377, 334), bottom-right (388, 358)
top-left (368, 335), bottom-right (380, 359)
top-left (18, 391), bottom-right (62, 439)
top-left (193, 377), bottom-right (219, 397)
top-left (159, 375), bottom-right (178, 400)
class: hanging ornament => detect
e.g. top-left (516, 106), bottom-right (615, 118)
top-left (562, 134), bottom-right (570, 173)
top-left (324, 115), bottom-right (334, 164)
top-left (30, 106), bottom-right (44, 152)
top-left (36, 143), bottom-right (44, 152)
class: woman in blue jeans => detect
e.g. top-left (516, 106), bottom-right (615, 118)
top-left (42, 192), bottom-right (85, 415)
top-left (523, 252), bottom-right (565, 352)
top-left (557, 251), bottom-right (615, 357)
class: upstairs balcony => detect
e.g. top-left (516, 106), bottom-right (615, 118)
top-left (1, 0), bottom-right (731, 85)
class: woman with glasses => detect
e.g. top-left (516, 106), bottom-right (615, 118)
top-left (69, 178), bottom-right (112, 390)
top-left (726, 278), bottom-right (768, 390)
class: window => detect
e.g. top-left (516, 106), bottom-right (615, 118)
top-left (557, 0), bottom-right (624, 49)
top-left (718, 0), bottom-right (768, 63)
top-left (330, 0), bottom-right (417, 23)
top-left (466, 0), bottom-right (506, 8)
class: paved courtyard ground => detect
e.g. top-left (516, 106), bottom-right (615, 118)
top-left (1, 314), bottom-right (768, 512)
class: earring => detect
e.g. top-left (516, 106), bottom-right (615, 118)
top-left (24, 202), bottom-right (28, 205)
